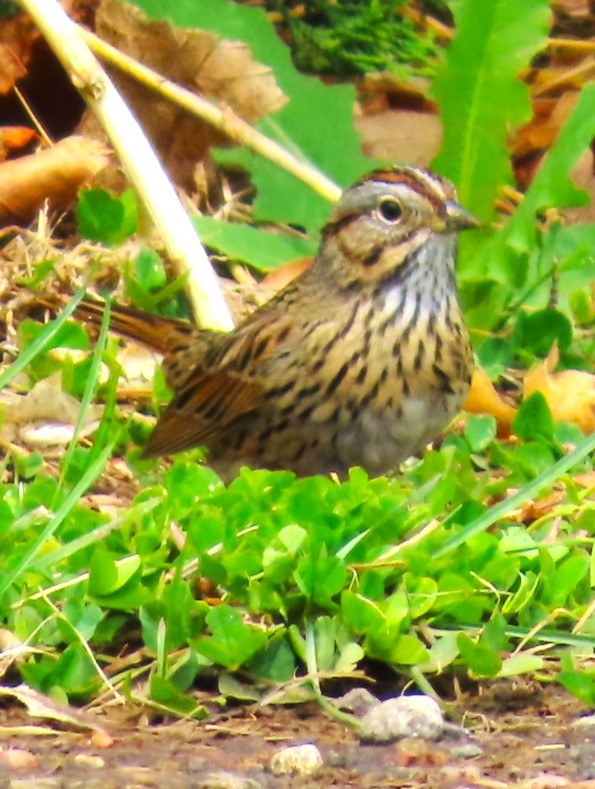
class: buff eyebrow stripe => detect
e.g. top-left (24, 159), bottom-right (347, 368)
top-left (358, 168), bottom-right (445, 210)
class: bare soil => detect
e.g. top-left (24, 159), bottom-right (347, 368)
top-left (0, 684), bottom-right (594, 788)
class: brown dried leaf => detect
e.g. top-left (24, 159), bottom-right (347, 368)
top-left (0, 375), bottom-right (102, 447)
top-left (0, 127), bottom-right (38, 161)
top-left (0, 136), bottom-right (110, 224)
top-left (261, 256), bottom-right (313, 297)
top-left (98, 0), bottom-right (285, 121)
top-left (524, 345), bottom-right (595, 433)
top-left (83, 0), bottom-right (286, 190)
top-left (0, 685), bottom-right (111, 737)
top-left (464, 368), bottom-right (517, 437)
top-left (355, 110), bottom-right (442, 167)
top-left (0, 13), bottom-right (40, 94)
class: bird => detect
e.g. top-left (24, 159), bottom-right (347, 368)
top-left (71, 165), bottom-right (478, 481)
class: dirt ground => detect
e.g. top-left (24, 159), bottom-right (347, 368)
top-left (0, 684), bottom-right (594, 788)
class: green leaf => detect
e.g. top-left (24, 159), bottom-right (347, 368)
top-left (464, 415), bottom-right (497, 453)
top-left (150, 674), bottom-right (208, 717)
top-left (88, 548), bottom-right (119, 596)
top-left (498, 653), bottom-right (544, 677)
top-left (192, 605), bottom-right (267, 670)
top-left (341, 591), bottom-right (385, 635)
top-left (513, 309), bottom-right (573, 356)
top-left (391, 633), bottom-right (429, 665)
top-left (133, 248), bottom-right (167, 292)
top-left (248, 635), bottom-right (296, 682)
top-left (164, 462), bottom-right (223, 519)
top-left (434, 430), bottom-right (595, 557)
top-left (476, 337), bottom-right (515, 379)
top-left (295, 553), bottom-right (347, 608)
top-left (502, 571), bottom-right (539, 615)
top-left (432, 0), bottom-right (550, 220)
top-left (512, 392), bottom-right (554, 443)
top-left (476, 83), bottom-right (595, 286)
top-left (457, 632), bottom-right (502, 677)
top-left (76, 188), bottom-right (138, 246)
top-left (17, 318), bottom-right (89, 353)
top-left (193, 216), bottom-right (316, 272)
top-left (558, 669), bottom-right (595, 706)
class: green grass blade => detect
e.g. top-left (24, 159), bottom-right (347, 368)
top-left (433, 433), bottom-right (595, 558)
top-left (58, 299), bottom-right (112, 490)
top-left (0, 287), bottom-right (86, 390)
top-left (0, 440), bottom-right (115, 597)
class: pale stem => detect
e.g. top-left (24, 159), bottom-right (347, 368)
top-left (18, 0), bottom-right (235, 331)
top-left (80, 28), bottom-right (342, 204)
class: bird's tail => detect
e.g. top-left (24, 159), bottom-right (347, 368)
top-left (47, 296), bottom-right (199, 355)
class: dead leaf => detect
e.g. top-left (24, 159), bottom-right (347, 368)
top-left (574, 471), bottom-right (595, 488)
top-left (0, 685), bottom-right (111, 738)
top-left (0, 136), bottom-right (110, 224)
top-left (464, 368), bottom-right (517, 437)
top-left (80, 0), bottom-right (286, 191)
top-left (0, 374), bottom-right (102, 447)
top-left (0, 13), bottom-right (40, 94)
top-left (261, 256), bottom-right (313, 296)
top-left (524, 345), bottom-right (595, 433)
top-left (0, 127), bottom-right (38, 161)
top-left (355, 110), bottom-right (442, 166)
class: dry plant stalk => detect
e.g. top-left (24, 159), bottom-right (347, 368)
top-left (17, 0), bottom-right (234, 331)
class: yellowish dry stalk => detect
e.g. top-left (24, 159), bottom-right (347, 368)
top-left (17, 0), bottom-right (234, 331)
top-left (80, 28), bottom-right (342, 204)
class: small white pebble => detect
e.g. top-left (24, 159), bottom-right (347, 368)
top-left (360, 694), bottom-right (444, 743)
top-left (73, 754), bottom-right (105, 768)
top-left (270, 743), bottom-right (323, 776)
top-left (573, 713), bottom-right (595, 728)
top-left (196, 772), bottom-right (263, 789)
top-left (0, 748), bottom-right (37, 771)
top-left (520, 774), bottom-right (569, 788)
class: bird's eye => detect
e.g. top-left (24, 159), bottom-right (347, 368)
top-left (378, 198), bottom-right (402, 223)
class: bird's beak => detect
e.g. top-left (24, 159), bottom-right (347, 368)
top-left (439, 200), bottom-right (480, 233)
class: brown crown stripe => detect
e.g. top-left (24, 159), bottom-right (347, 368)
top-left (356, 167), bottom-right (446, 211)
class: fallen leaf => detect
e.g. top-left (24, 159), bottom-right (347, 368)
top-left (0, 13), bottom-right (40, 94)
top-left (0, 127), bottom-right (38, 161)
top-left (0, 685), bottom-right (111, 739)
top-left (261, 256), bottom-right (313, 296)
top-left (524, 345), bottom-right (595, 433)
top-left (0, 136), bottom-right (110, 224)
top-left (80, 0), bottom-right (287, 191)
top-left (0, 374), bottom-right (102, 447)
top-left (355, 109), bottom-right (442, 166)
top-left (464, 368), bottom-right (517, 437)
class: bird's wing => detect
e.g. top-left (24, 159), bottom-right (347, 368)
top-left (142, 310), bottom-right (299, 457)
top-left (142, 369), bottom-right (264, 457)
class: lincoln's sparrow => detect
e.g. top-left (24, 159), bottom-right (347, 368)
top-left (72, 165), bottom-right (478, 480)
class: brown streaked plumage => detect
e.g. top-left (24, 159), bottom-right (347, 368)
top-left (71, 165), bottom-right (478, 480)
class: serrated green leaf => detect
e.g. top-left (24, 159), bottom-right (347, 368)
top-left (432, 0), bottom-right (550, 220)
top-left (473, 83), bottom-right (595, 288)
